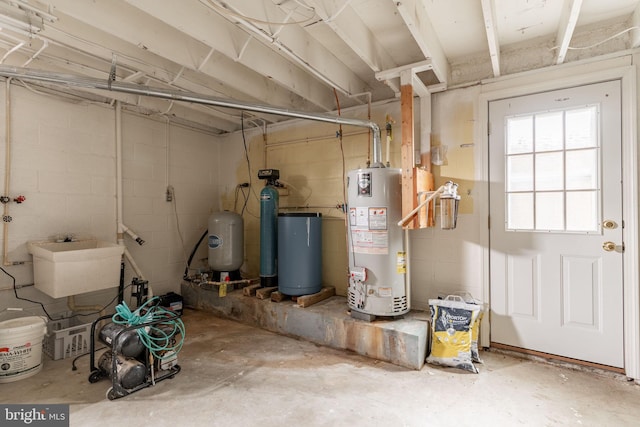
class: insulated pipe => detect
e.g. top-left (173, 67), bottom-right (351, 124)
top-left (0, 66), bottom-right (384, 166)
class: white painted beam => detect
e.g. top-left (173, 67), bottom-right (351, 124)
top-left (376, 60), bottom-right (433, 82)
top-left (44, 14), bottom-right (262, 104)
top-left (203, 0), bottom-right (370, 99)
top-left (47, 0), bottom-right (336, 111)
top-left (555, 0), bottom-right (583, 65)
top-left (632, 2), bottom-right (640, 48)
top-left (394, 0), bottom-right (449, 85)
top-left (480, 0), bottom-right (500, 77)
top-left (304, 0), bottom-right (399, 93)
top-left (376, 60), bottom-right (432, 98)
top-left (127, 0), bottom-right (340, 110)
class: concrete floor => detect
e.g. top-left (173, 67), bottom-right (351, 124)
top-left (3, 308), bottom-right (640, 427)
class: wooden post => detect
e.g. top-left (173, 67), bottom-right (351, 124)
top-left (400, 71), bottom-right (417, 229)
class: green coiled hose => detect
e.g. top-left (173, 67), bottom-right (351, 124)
top-left (112, 297), bottom-right (185, 360)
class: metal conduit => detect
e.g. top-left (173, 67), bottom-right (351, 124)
top-left (0, 65), bottom-right (385, 166)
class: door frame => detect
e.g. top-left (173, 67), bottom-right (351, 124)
top-left (477, 54), bottom-right (639, 379)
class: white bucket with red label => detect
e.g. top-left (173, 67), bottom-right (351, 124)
top-left (0, 315), bottom-right (48, 383)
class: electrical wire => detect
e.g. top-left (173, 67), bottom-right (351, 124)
top-left (240, 112), bottom-right (259, 219)
top-left (292, 0), bottom-right (315, 12)
top-left (233, 184), bottom-right (250, 216)
top-left (112, 297), bottom-right (185, 360)
top-left (203, 0), bottom-right (316, 26)
top-left (170, 187), bottom-right (190, 275)
top-left (1, 265), bottom-right (132, 321)
top-left (2, 265), bottom-right (54, 320)
top-left (72, 346), bottom-right (106, 371)
top-left (240, 185), bottom-right (250, 216)
top-left (183, 228), bottom-right (208, 280)
top-left (324, 0), bottom-right (353, 23)
top-left (333, 88), bottom-right (353, 282)
top-left (550, 26), bottom-right (640, 51)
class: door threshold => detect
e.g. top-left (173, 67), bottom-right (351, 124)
top-left (490, 342), bottom-right (626, 375)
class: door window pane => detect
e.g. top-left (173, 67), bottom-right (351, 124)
top-left (535, 152), bottom-right (563, 191)
top-left (566, 107), bottom-right (597, 149)
top-left (536, 192), bottom-right (564, 230)
top-left (505, 105), bottom-right (601, 233)
top-left (567, 191), bottom-right (598, 231)
top-left (508, 193), bottom-right (534, 230)
top-left (566, 149), bottom-right (598, 190)
top-left (507, 116), bottom-right (533, 154)
top-left (507, 154), bottom-right (533, 191)
top-left (535, 112), bottom-right (563, 152)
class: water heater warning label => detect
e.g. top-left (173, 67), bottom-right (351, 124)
top-left (368, 207), bottom-right (387, 230)
top-left (396, 251), bottom-right (407, 274)
top-left (350, 207), bottom-right (367, 227)
top-left (349, 206), bottom-right (390, 254)
top-left (350, 230), bottom-right (389, 254)
top-left (349, 207), bottom-right (388, 230)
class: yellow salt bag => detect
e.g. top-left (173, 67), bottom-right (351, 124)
top-left (470, 308), bottom-right (483, 363)
top-left (426, 296), bottom-right (480, 373)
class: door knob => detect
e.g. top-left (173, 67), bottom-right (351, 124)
top-left (603, 220), bottom-right (617, 229)
top-left (602, 241), bottom-right (616, 252)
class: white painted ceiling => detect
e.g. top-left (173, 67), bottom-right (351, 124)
top-left (0, 0), bottom-right (638, 133)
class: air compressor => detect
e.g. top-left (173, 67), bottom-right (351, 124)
top-left (88, 298), bottom-right (184, 400)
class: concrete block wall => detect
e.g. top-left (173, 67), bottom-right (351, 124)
top-left (0, 83), bottom-right (220, 317)
top-left (121, 113), bottom-right (220, 296)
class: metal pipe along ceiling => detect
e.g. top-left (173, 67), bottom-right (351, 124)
top-left (0, 65), bottom-right (384, 165)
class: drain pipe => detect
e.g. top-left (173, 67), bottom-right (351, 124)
top-left (2, 78), bottom-right (12, 266)
top-left (0, 66), bottom-right (384, 166)
top-left (116, 101), bottom-right (124, 246)
top-left (67, 295), bottom-right (106, 316)
top-left (114, 101), bottom-right (147, 280)
top-left (1, 78), bottom-right (28, 266)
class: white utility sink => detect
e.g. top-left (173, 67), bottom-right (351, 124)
top-left (27, 240), bottom-right (124, 298)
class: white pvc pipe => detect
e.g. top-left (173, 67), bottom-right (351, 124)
top-left (116, 101), bottom-right (124, 241)
top-left (115, 102), bottom-right (147, 284)
top-left (123, 247), bottom-right (145, 281)
top-left (3, 78), bottom-right (11, 266)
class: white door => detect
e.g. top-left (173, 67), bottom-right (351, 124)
top-left (489, 80), bottom-right (624, 368)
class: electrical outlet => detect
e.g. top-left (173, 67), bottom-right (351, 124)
top-left (166, 185), bottom-right (174, 202)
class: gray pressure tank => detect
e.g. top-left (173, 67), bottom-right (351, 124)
top-left (277, 213), bottom-right (322, 296)
top-left (208, 211), bottom-right (244, 272)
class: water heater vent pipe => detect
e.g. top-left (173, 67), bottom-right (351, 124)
top-left (0, 65), bottom-right (384, 165)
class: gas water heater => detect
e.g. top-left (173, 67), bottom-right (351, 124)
top-left (347, 167), bottom-right (408, 317)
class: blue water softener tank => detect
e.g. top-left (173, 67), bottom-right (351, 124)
top-left (259, 169), bottom-right (279, 287)
top-left (278, 212), bottom-right (322, 296)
